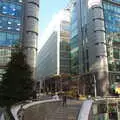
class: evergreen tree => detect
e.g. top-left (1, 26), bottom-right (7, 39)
top-left (0, 48), bottom-right (34, 119)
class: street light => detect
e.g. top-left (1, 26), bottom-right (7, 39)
top-left (60, 77), bottom-right (63, 92)
top-left (93, 74), bottom-right (97, 97)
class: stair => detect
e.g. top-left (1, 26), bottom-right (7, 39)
top-left (47, 99), bottom-right (81, 120)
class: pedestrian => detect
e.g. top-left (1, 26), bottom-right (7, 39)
top-left (76, 93), bottom-right (79, 100)
top-left (52, 93), bottom-right (60, 100)
top-left (32, 90), bottom-right (37, 100)
top-left (62, 94), bottom-right (67, 106)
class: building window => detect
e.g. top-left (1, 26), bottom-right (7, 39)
top-left (113, 48), bottom-right (119, 59)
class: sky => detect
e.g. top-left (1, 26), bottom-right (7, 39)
top-left (38, 0), bottom-right (70, 51)
top-left (39, 0), bottom-right (70, 36)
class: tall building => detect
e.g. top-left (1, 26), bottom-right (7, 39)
top-left (0, 0), bottom-right (39, 80)
top-left (37, 9), bottom-right (70, 86)
top-left (70, 0), bottom-right (120, 96)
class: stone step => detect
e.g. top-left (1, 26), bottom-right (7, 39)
top-left (47, 101), bottom-right (81, 120)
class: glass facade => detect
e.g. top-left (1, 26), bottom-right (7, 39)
top-left (60, 21), bottom-right (70, 74)
top-left (0, 1), bottom-right (23, 46)
top-left (103, 1), bottom-right (120, 33)
top-left (103, 0), bottom-right (120, 83)
top-left (37, 32), bottom-right (58, 80)
top-left (0, 0), bottom-right (24, 81)
top-left (70, 3), bottom-right (79, 75)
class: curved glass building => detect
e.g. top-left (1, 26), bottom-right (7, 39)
top-left (0, 0), bottom-right (39, 80)
top-left (37, 9), bottom-right (70, 89)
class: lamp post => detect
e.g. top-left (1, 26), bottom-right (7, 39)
top-left (93, 74), bottom-right (97, 97)
top-left (60, 77), bottom-right (62, 92)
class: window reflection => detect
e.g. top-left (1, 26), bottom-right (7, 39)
top-left (0, 2), bottom-right (23, 17)
top-left (103, 2), bottom-right (120, 33)
top-left (0, 32), bottom-right (20, 46)
top-left (0, 16), bottom-right (21, 32)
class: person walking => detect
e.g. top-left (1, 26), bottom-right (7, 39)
top-left (62, 94), bottom-right (67, 106)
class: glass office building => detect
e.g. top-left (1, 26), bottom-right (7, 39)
top-left (0, 0), bottom-right (39, 80)
top-left (0, 0), bottom-right (23, 81)
top-left (103, 0), bottom-right (120, 84)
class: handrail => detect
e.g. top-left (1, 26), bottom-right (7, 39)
top-left (77, 100), bottom-right (93, 120)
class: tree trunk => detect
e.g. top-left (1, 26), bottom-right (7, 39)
top-left (6, 107), bottom-right (15, 120)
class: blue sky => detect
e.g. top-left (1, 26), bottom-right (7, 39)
top-left (39, 0), bottom-right (70, 35)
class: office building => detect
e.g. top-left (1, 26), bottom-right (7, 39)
top-left (70, 0), bottom-right (120, 95)
top-left (37, 9), bottom-right (70, 86)
top-left (0, 0), bottom-right (39, 80)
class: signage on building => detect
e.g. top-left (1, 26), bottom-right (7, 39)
top-left (88, 0), bottom-right (101, 8)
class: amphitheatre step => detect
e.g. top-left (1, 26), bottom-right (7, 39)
top-left (47, 99), bottom-right (81, 120)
